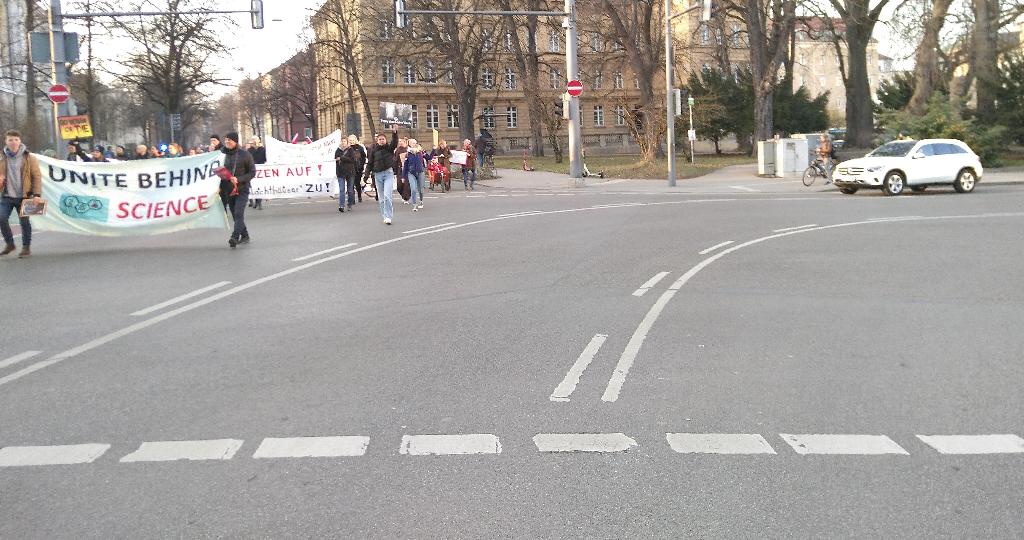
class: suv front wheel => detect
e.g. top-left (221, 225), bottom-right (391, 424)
top-left (882, 172), bottom-right (905, 196)
top-left (953, 169), bottom-right (976, 193)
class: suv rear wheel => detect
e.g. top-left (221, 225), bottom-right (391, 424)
top-left (953, 169), bottom-right (976, 193)
top-left (882, 172), bottom-right (905, 196)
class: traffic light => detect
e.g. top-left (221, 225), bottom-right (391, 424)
top-left (701, 0), bottom-right (713, 21)
top-left (251, 0), bottom-right (264, 29)
top-left (395, 0), bottom-right (407, 29)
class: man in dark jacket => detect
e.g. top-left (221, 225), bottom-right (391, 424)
top-left (335, 136), bottom-right (362, 213)
top-left (221, 132), bottom-right (256, 248)
top-left (351, 135), bottom-right (367, 203)
top-left (247, 137), bottom-right (267, 210)
top-left (363, 124), bottom-right (399, 225)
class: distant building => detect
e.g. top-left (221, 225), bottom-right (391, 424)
top-left (791, 17), bottom-right (882, 122)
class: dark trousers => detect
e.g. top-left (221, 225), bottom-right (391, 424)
top-left (0, 197), bottom-right (30, 247)
top-left (230, 193), bottom-right (249, 240)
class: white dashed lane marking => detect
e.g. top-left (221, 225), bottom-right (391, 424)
top-left (667, 433), bottom-right (777, 454)
top-left (632, 271), bottom-right (670, 297)
top-left (399, 434), bottom-right (502, 456)
top-left (549, 334), bottom-right (608, 402)
top-left (252, 436), bottom-right (370, 458)
top-left (780, 434), bottom-right (909, 455)
top-left (698, 240), bottom-right (734, 255)
top-left (916, 434), bottom-right (1024, 454)
top-left (0, 444), bottom-right (110, 467)
top-left (291, 243), bottom-right (358, 262)
top-left (130, 281), bottom-right (232, 316)
top-left (120, 439), bottom-right (244, 462)
top-left (533, 433), bottom-right (637, 453)
top-left (0, 351), bottom-right (42, 371)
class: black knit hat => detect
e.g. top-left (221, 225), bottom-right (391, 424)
top-left (225, 132), bottom-right (239, 144)
top-left (210, 134), bottom-right (221, 141)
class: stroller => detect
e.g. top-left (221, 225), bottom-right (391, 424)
top-left (428, 158), bottom-right (451, 192)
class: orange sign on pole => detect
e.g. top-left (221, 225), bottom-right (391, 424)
top-left (58, 115), bottom-right (93, 140)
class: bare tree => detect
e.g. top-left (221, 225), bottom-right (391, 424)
top-left (313, 0), bottom-right (378, 133)
top-left (906, 0), bottom-right (954, 114)
top-left (237, 77), bottom-right (269, 139)
top-left (266, 46), bottom-right (319, 138)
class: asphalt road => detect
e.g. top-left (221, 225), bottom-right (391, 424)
top-left (1, 178), bottom-right (1022, 538)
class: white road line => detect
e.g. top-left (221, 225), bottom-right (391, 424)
top-left (601, 288), bottom-right (678, 402)
top-left (916, 434), bottom-right (1024, 454)
top-left (290, 243), bottom-right (358, 262)
top-left (780, 434), bottom-right (909, 455)
top-left (466, 195), bottom-right (486, 198)
top-left (0, 350), bottom-right (42, 370)
top-left (252, 436), bottom-right (370, 458)
top-left (498, 211), bottom-right (542, 218)
top-left (130, 281), bottom-right (233, 317)
top-left (535, 193), bottom-right (554, 196)
top-left (666, 433), bottom-right (776, 454)
top-left (402, 222), bottom-right (456, 234)
top-left (399, 434), bottom-right (502, 455)
top-left (632, 271), bottom-right (670, 297)
top-left (772, 223), bottom-right (817, 233)
top-left (533, 433), bottom-right (637, 452)
top-left (120, 439), bottom-right (244, 462)
top-left (698, 240), bottom-right (734, 255)
top-left (0, 444), bottom-right (110, 467)
top-left (490, 194), bottom-right (510, 197)
top-left (549, 334), bottom-right (608, 402)
top-left (730, 185), bottom-right (759, 192)
top-left (5, 207), bottom-right (1020, 389)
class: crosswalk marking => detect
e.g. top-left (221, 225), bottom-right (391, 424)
top-left (780, 434), bottom-right (909, 455)
top-left (666, 433), bottom-right (776, 454)
top-left (399, 434), bottom-right (501, 456)
top-left (916, 434), bottom-right (1024, 454)
top-left (0, 444), bottom-right (110, 466)
top-left (533, 433), bottom-right (637, 452)
top-left (252, 436), bottom-right (370, 458)
top-left (120, 439), bottom-right (244, 462)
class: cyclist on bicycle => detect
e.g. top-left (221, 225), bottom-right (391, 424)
top-left (816, 133), bottom-right (834, 185)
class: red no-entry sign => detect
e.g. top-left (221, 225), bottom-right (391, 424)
top-left (48, 84), bottom-right (70, 104)
top-left (566, 80), bottom-right (583, 97)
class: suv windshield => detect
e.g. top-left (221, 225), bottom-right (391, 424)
top-left (869, 141), bottom-right (916, 157)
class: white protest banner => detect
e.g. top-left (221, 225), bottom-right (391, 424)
top-left (28, 153), bottom-right (228, 237)
top-left (249, 161), bottom-right (339, 199)
top-left (450, 150), bottom-right (468, 166)
top-left (265, 130), bottom-right (342, 164)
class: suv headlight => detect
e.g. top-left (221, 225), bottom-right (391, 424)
top-left (866, 165), bottom-right (883, 172)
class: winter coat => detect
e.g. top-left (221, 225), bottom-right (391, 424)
top-left (221, 146), bottom-right (256, 196)
top-left (463, 147), bottom-right (477, 169)
top-left (431, 146), bottom-right (451, 169)
top-left (250, 146), bottom-right (267, 165)
top-left (335, 146), bottom-right (358, 178)
top-left (0, 144), bottom-right (42, 199)
top-left (364, 132), bottom-right (398, 178)
top-left (402, 150), bottom-right (426, 178)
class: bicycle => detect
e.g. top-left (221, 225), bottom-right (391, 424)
top-left (802, 158), bottom-right (834, 187)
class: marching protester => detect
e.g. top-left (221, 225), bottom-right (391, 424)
top-left (90, 148), bottom-right (108, 162)
top-left (363, 124), bottom-right (399, 225)
top-left (247, 137), bottom-right (266, 210)
top-left (114, 146), bottom-right (126, 160)
top-left (208, 134), bottom-right (222, 154)
top-left (350, 135), bottom-right (367, 204)
top-left (66, 142), bottom-right (90, 162)
top-left (221, 132), bottom-right (255, 248)
top-left (394, 136), bottom-right (410, 204)
top-left (462, 139), bottom-right (477, 191)
top-left (335, 136), bottom-right (358, 213)
top-left (133, 144), bottom-right (149, 160)
top-left (431, 139), bottom-right (451, 169)
top-left (148, 146), bottom-right (161, 159)
top-left (0, 130), bottom-right (43, 259)
top-left (403, 139), bottom-right (427, 211)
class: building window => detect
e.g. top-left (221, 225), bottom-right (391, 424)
top-left (614, 72), bottom-right (623, 90)
top-left (615, 105), bottom-right (625, 126)
top-left (425, 60), bottom-right (437, 83)
top-left (550, 68), bottom-right (561, 89)
top-left (549, 31), bottom-right (560, 53)
top-left (504, 67), bottom-right (517, 90)
top-left (482, 30), bottom-right (494, 51)
top-left (611, 40), bottom-right (623, 52)
top-left (410, 104), bottom-right (418, 128)
top-left (426, 105), bottom-right (439, 129)
top-left (381, 59), bottom-right (395, 84)
top-left (506, 106), bottom-right (518, 128)
top-left (505, 32), bottom-right (514, 51)
top-left (304, 127), bottom-right (313, 138)
top-left (700, 25), bottom-right (710, 46)
top-left (593, 105), bottom-right (604, 127)
top-left (594, 70), bottom-right (603, 90)
top-left (482, 67), bottom-right (495, 89)
top-left (447, 104), bottom-right (459, 128)
top-left (634, 77), bottom-right (640, 89)
top-left (379, 21), bottom-right (394, 39)
top-left (404, 62), bottom-right (416, 84)
top-left (590, 32), bottom-right (601, 52)
top-left (731, 24), bottom-right (743, 47)
top-left (482, 106), bottom-right (495, 129)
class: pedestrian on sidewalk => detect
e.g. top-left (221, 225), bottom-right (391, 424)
top-left (363, 125), bottom-right (399, 225)
top-left (0, 130), bottom-right (43, 259)
top-left (462, 139), bottom-right (477, 191)
top-left (221, 132), bottom-right (255, 248)
top-left (335, 136), bottom-right (358, 213)
top-left (403, 139), bottom-right (427, 211)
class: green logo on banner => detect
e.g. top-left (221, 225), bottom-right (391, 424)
top-left (60, 194), bottom-right (110, 222)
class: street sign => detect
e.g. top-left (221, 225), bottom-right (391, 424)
top-left (566, 80), bottom-right (583, 97)
top-left (688, 96), bottom-right (695, 107)
top-left (48, 84), bottom-right (70, 104)
top-left (687, 129), bottom-right (697, 142)
top-left (58, 115), bottom-right (93, 140)
top-left (169, 113), bottom-right (182, 130)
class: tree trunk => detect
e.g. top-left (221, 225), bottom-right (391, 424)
top-left (844, 26), bottom-right (873, 147)
top-left (754, 85), bottom-right (773, 142)
top-left (907, 0), bottom-right (953, 114)
top-left (973, 0), bottom-right (998, 121)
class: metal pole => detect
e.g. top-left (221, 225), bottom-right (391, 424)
top-left (689, 99), bottom-right (695, 164)
top-left (665, 0), bottom-right (675, 187)
top-left (565, 0), bottom-right (583, 184)
top-left (47, 1), bottom-right (61, 154)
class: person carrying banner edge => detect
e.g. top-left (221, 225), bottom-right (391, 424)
top-left (364, 125), bottom-right (399, 225)
top-left (221, 132), bottom-right (256, 248)
top-left (335, 136), bottom-right (359, 213)
top-left (0, 130), bottom-right (43, 259)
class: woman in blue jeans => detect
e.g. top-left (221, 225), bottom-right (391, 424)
top-left (403, 140), bottom-right (427, 211)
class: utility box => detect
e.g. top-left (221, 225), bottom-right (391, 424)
top-left (794, 133), bottom-right (825, 169)
top-left (774, 138), bottom-right (808, 178)
top-left (757, 140), bottom-right (777, 176)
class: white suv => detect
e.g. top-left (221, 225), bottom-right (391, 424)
top-left (832, 139), bottom-right (983, 196)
